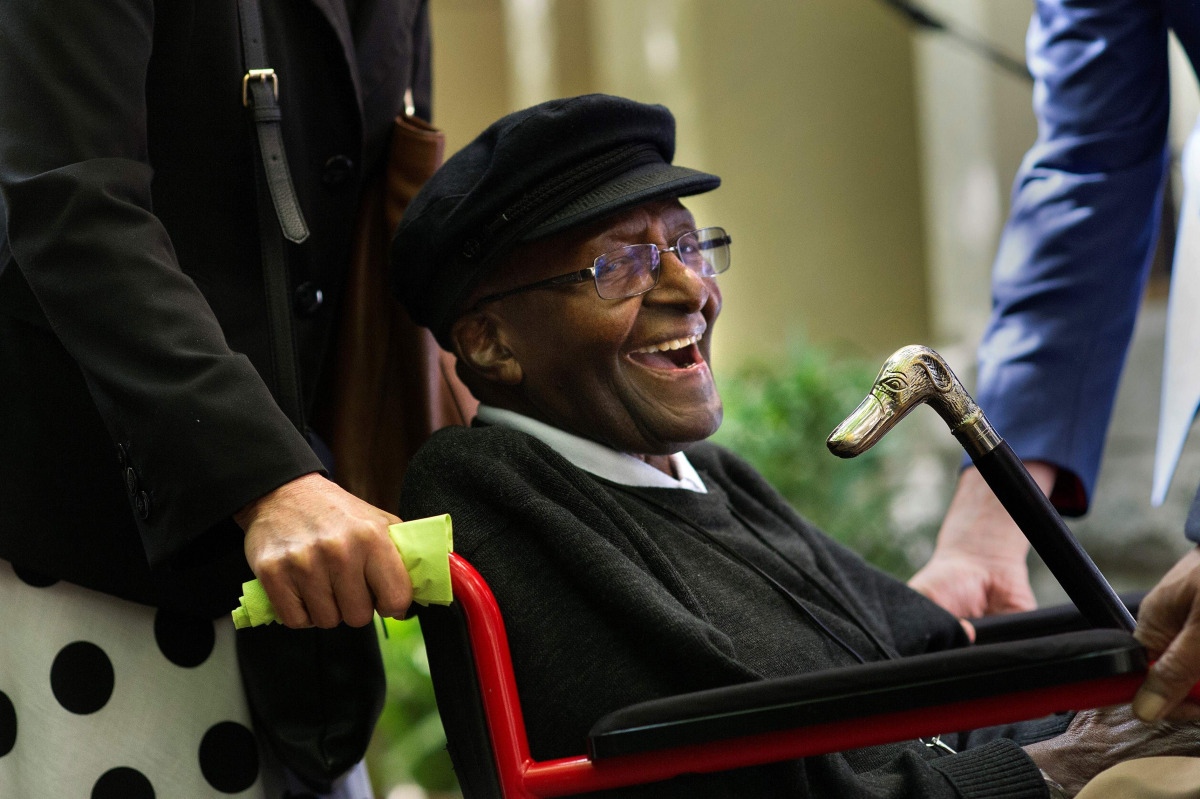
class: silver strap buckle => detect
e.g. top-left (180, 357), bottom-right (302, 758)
top-left (241, 68), bottom-right (279, 107)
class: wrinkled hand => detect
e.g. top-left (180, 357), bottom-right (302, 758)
top-left (235, 472), bottom-right (412, 629)
top-left (1024, 704), bottom-right (1200, 796)
top-left (1132, 546), bottom-right (1200, 722)
top-left (907, 464), bottom-right (1055, 619)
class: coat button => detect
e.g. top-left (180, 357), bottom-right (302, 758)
top-left (322, 154), bottom-right (355, 189)
top-left (134, 490), bottom-right (152, 521)
top-left (124, 466), bottom-right (139, 496)
top-left (294, 282), bottom-right (324, 315)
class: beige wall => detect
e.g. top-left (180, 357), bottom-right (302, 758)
top-left (428, 0), bottom-right (511, 157)
top-left (430, 0), bottom-right (930, 368)
top-left (910, 1), bottom-right (1036, 365)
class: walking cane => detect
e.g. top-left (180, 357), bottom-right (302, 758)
top-left (827, 345), bottom-right (1136, 632)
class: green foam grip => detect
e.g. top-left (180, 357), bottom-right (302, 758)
top-left (231, 513), bottom-right (454, 629)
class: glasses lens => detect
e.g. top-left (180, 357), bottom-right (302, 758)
top-left (592, 244), bottom-right (659, 299)
top-left (678, 227), bottom-right (731, 277)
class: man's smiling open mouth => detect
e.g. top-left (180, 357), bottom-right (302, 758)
top-left (628, 333), bottom-right (705, 370)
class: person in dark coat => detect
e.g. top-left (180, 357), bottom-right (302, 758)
top-left (393, 94), bottom-right (1200, 798)
top-left (0, 2), bottom-right (429, 794)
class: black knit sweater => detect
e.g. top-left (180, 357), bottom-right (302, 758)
top-left (401, 424), bottom-right (1057, 798)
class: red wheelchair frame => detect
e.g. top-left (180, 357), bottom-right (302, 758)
top-left (437, 553), bottom-right (1184, 799)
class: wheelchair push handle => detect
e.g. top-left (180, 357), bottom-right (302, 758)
top-left (827, 344), bottom-right (1135, 633)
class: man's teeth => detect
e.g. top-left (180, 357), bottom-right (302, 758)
top-left (633, 334), bottom-right (701, 354)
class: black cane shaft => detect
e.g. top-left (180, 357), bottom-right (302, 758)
top-left (971, 442), bottom-right (1136, 632)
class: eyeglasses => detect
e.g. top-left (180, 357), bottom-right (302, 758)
top-left (474, 226), bottom-right (731, 305)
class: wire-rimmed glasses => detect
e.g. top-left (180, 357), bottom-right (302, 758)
top-left (473, 227), bottom-right (731, 305)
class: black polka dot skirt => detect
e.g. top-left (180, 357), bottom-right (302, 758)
top-left (0, 559), bottom-right (373, 799)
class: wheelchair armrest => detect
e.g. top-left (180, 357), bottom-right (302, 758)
top-left (969, 592), bottom-right (1146, 645)
top-left (431, 556), bottom-right (1166, 797)
top-left (587, 628), bottom-right (1143, 760)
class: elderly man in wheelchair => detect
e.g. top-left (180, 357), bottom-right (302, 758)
top-left (392, 94), bottom-right (1200, 798)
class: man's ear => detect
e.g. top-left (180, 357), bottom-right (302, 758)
top-left (451, 310), bottom-right (524, 386)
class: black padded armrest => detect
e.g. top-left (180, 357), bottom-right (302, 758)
top-left (969, 593), bottom-right (1146, 645)
top-left (587, 629), bottom-right (1143, 760)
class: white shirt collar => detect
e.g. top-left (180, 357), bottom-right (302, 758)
top-left (475, 405), bottom-right (708, 493)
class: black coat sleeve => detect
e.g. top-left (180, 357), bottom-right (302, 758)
top-left (0, 0), bottom-right (322, 566)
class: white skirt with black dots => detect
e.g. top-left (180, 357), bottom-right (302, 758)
top-left (0, 559), bottom-right (374, 799)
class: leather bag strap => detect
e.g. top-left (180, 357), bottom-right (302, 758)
top-left (236, 0), bottom-right (310, 244)
top-left (236, 0), bottom-right (307, 430)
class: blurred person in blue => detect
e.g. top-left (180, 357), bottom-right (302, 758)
top-left (908, 0), bottom-right (1200, 726)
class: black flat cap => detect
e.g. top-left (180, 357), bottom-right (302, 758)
top-left (390, 94), bottom-right (721, 347)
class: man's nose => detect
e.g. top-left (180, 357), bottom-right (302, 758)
top-left (648, 249), bottom-right (710, 313)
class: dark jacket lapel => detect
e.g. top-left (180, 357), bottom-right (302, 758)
top-left (307, 0), bottom-right (364, 117)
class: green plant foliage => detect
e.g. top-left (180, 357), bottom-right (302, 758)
top-left (712, 341), bottom-right (919, 577)
top-left (367, 617), bottom-right (460, 797)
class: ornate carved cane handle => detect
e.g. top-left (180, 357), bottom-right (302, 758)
top-left (826, 345), bottom-right (1001, 459)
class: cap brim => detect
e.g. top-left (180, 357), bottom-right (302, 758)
top-left (522, 162), bottom-right (721, 242)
